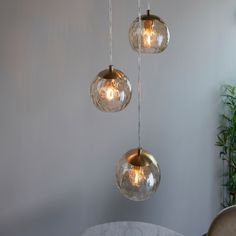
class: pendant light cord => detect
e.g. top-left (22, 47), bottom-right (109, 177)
top-left (145, 0), bottom-right (150, 10)
top-left (138, 0), bottom-right (142, 149)
top-left (109, 0), bottom-right (113, 65)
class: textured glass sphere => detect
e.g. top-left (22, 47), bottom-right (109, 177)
top-left (90, 65), bottom-right (132, 112)
top-left (129, 10), bottom-right (170, 54)
top-left (116, 148), bottom-right (161, 201)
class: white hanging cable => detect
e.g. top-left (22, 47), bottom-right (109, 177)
top-left (145, 0), bottom-right (150, 10)
top-left (138, 0), bottom-right (142, 149)
top-left (109, 0), bottom-right (113, 65)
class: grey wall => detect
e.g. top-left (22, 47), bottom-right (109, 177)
top-left (0, 0), bottom-right (236, 236)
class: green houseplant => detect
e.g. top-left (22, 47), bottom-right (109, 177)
top-left (216, 84), bottom-right (236, 207)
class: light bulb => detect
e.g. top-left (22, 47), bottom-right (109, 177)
top-left (116, 148), bottom-right (161, 201)
top-left (129, 10), bottom-right (170, 54)
top-left (143, 19), bottom-right (156, 48)
top-left (99, 80), bottom-right (120, 101)
top-left (90, 65), bottom-right (132, 112)
top-left (105, 87), bottom-right (117, 100)
top-left (128, 166), bottom-right (146, 187)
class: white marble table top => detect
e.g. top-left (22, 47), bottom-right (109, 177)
top-left (81, 221), bottom-right (184, 236)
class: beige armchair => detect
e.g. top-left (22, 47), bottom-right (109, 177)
top-left (208, 205), bottom-right (236, 236)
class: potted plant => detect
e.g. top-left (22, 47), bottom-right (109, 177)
top-left (216, 84), bottom-right (236, 207)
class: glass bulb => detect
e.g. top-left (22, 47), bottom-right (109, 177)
top-left (90, 66), bottom-right (132, 112)
top-left (116, 148), bottom-right (161, 201)
top-left (128, 166), bottom-right (146, 187)
top-left (129, 10), bottom-right (170, 54)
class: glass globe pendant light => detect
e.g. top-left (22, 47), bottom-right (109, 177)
top-left (116, 148), bottom-right (160, 201)
top-left (129, 1), bottom-right (170, 54)
top-left (116, 0), bottom-right (161, 201)
top-left (90, 0), bottom-right (132, 112)
top-left (90, 65), bottom-right (131, 112)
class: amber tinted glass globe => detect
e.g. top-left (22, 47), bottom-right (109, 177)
top-left (129, 10), bottom-right (170, 54)
top-left (90, 66), bottom-right (132, 112)
top-left (116, 148), bottom-right (161, 201)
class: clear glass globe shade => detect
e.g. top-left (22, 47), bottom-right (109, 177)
top-left (129, 10), bottom-right (170, 54)
top-left (90, 66), bottom-right (132, 112)
top-left (116, 148), bottom-right (161, 201)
